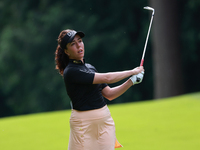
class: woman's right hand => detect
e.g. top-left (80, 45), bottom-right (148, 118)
top-left (132, 66), bottom-right (144, 75)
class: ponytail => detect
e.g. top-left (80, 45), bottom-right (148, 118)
top-left (55, 45), bottom-right (69, 76)
top-left (55, 29), bottom-right (75, 76)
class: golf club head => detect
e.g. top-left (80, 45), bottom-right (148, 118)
top-left (144, 6), bottom-right (155, 15)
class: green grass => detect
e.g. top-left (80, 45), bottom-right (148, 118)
top-left (0, 92), bottom-right (200, 150)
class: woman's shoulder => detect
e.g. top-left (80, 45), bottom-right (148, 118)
top-left (85, 63), bottom-right (94, 68)
top-left (63, 65), bottom-right (76, 76)
top-left (85, 63), bottom-right (97, 72)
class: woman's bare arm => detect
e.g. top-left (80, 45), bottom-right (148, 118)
top-left (93, 66), bottom-right (144, 84)
top-left (101, 79), bottom-right (133, 101)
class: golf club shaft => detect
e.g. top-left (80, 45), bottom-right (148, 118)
top-left (140, 9), bottom-right (154, 66)
top-left (136, 7), bottom-right (154, 82)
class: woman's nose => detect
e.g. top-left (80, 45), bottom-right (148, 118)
top-left (76, 42), bottom-right (81, 48)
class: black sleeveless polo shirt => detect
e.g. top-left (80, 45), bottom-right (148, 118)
top-left (63, 59), bottom-right (108, 111)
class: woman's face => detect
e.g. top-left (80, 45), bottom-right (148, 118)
top-left (65, 35), bottom-right (84, 61)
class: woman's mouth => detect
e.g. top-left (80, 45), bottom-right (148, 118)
top-left (78, 49), bottom-right (83, 53)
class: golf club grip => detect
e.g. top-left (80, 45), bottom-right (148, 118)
top-left (140, 59), bottom-right (144, 66)
top-left (137, 59), bottom-right (144, 82)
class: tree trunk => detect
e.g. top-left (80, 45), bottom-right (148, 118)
top-left (149, 0), bottom-right (184, 99)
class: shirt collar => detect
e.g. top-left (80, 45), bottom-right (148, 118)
top-left (69, 59), bottom-right (85, 64)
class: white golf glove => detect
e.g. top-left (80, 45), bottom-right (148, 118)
top-left (130, 71), bottom-right (144, 85)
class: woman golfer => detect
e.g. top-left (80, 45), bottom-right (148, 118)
top-left (55, 29), bottom-right (144, 150)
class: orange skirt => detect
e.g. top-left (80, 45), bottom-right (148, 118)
top-left (68, 105), bottom-right (122, 150)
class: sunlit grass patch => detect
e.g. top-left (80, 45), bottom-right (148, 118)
top-left (0, 92), bottom-right (200, 150)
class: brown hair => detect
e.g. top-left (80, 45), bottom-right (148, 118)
top-left (55, 29), bottom-right (73, 76)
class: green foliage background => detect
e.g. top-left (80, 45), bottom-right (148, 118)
top-left (0, 0), bottom-right (200, 117)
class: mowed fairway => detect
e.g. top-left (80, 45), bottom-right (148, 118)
top-left (0, 93), bottom-right (200, 150)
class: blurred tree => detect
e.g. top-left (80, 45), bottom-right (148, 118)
top-left (149, 0), bottom-right (184, 98)
top-left (179, 0), bottom-right (200, 93)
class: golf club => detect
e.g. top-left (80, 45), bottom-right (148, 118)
top-left (137, 6), bottom-right (155, 82)
top-left (140, 6), bottom-right (155, 66)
